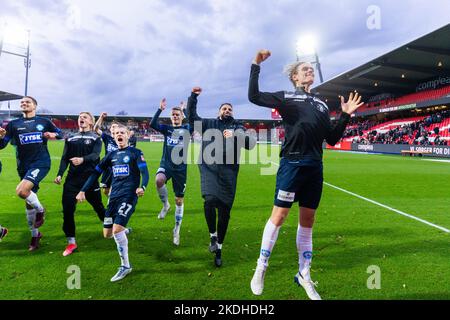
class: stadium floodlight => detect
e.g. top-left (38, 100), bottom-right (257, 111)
top-left (295, 34), bottom-right (324, 83)
top-left (0, 22), bottom-right (31, 96)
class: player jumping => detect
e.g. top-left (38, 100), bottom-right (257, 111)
top-left (150, 99), bottom-right (192, 246)
top-left (76, 123), bottom-right (149, 282)
top-left (0, 96), bottom-right (62, 251)
top-left (248, 50), bottom-right (363, 300)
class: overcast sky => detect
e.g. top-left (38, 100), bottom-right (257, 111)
top-left (0, 0), bottom-right (449, 119)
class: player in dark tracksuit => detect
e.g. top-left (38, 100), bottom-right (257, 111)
top-left (77, 124), bottom-right (149, 282)
top-left (187, 87), bottom-right (256, 267)
top-left (248, 50), bottom-right (363, 300)
top-left (129, 131), bottom-right (137, 148)
top-left (150, 99), bottom-right (193, 246)
top-left (54, 112), bottom-right (106, 256)
top-left (0, 96), bottom-right (63, 251)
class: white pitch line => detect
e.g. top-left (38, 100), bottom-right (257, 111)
top-left (268, 161), bottom-right (450, 233)
top-left (323, 182), bottom-right (450, 233)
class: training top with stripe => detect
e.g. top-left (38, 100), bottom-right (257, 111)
top-left (57, 131), bottom-right (102, 180)
top-left (248, 63), bottom-right (350, 162)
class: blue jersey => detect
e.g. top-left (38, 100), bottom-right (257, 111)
top-left (101, 132), bottom-right (118, 154)
top-left (150, 109), bottom-right (193, 170)
top-left (0, 116), bottom-right (62, 170)
top-left (92, 147), bottom-right (148, 200)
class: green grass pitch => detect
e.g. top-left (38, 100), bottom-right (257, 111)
top-left (0, 141), bottom-right (449, 299)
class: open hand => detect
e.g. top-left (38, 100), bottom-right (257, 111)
top-left (160, 98), bottom-right (167, 111)
top-left (341, 92), bottom-right (364, 115)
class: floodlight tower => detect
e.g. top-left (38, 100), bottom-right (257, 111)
top-left (296, 34), bottom-right (324, 83)
top-left (0, 23), bottom-right (31, 95)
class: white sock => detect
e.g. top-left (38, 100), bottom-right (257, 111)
top-left (25, 192), bottom-right (44, 211)
top-left (257, 219), bottom-right (280, 270)
top-left (26, 209), bottom-right (39, 237)
top-left (157, 185), bottom-right (169, 206)
top-left (217, 243), bottom-right (223, 250)
top-left (174, 204), bottom-right (184, 232)
top-left (67, 237), bottom-right (76, 244)
top-left (113, 230), bottom-right (130, 268)
top-left (297, 225), bottom-right (313, 278)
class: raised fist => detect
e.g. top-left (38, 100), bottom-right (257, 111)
top-left (254, 49), bottom-right (271, 65)
top-left (192, 87), bottom-right (202, 95)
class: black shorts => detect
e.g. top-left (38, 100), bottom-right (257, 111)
top-left (156, 166), bottom-right (187, 198)
top-left (273, 158), bottom-right (323, 210)
top-left (18, 166), bottom-right (51, 193)
top-left (103, 196), bottom-right (137, 228)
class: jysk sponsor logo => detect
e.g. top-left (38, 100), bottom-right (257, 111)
top-left (19, 132), bottom-right (43, 145)
top-left (112, 164), bottom-right (129, 177)
top-left (167, 136), bottom-right (181, 146)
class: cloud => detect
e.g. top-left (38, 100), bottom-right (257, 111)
top-left (0, 0), bottom-right (449, 119)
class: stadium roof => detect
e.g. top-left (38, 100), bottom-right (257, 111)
top-left (0, 90), bottom-right (23, 102)
top-left (312, 24), bottom-right (450, 110)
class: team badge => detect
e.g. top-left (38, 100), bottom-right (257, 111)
top-left (123, 156), bottom-right (130, 163)
top-left (36, 124), bottom-right (44, 131)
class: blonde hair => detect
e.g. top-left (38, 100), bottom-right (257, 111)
top-left (79, 111), bottom-right (95, 128)
top-left (284, 61), bottom-right (307, 88)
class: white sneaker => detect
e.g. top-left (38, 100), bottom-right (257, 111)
top-left (294, 270), bottom-right (321, 300)
top-left (173, 227), bottom-right (180, 246)
top-left (158, 203), bottom-right (170, 219)
top-left (110, 266), bottom-right (132, 282)
top-left (250, 268), bottom-right (266, 295)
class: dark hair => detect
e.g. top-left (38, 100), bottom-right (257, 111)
top-left (219, 103), bottom-right (233, 110)
top-left (24, 96), bottom-right (38, 106)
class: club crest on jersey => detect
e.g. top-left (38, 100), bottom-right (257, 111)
top-left (36, 124), bottom-right (44, 131)
top-left (84, 139), bottom-right (91, 145)
top-left (18, 132), bottom-right (43, 145)
top-left (112, 164), bottom-right (129, 177)
top-left (123, 156), bottom-right (130, 163)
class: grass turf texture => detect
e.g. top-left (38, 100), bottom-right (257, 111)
top-left (0, 142), bottom-right (449, 300)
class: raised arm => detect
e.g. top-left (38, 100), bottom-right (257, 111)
top-left (187, 87), bottom-right (203, 124)
top-left (326, 92), bottom-right (364, 146)
top-left (94, 112), bottom-right (107, 135)
top-left (248, 50), bottom-right (285, 108)
top-left (150, 98), bottom-right (166, 133)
